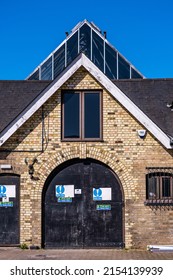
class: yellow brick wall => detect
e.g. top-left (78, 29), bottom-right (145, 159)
top-left (1, 66), bottom-right (173, 248)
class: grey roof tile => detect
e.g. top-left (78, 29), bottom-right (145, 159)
top-left (0, 80), bottom-right (50, 133)
top-left (113, 79), bottom-right (173, 138)
top-left (0, 78), bottom-right (173, 143)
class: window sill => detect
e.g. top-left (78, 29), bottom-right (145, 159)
top-left (144, 199), bottom-right (173, 206)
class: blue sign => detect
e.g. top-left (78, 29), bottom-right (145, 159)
top-left (0, 185), bottom-right (6, 198)
top-left (58, 197), bottom-right (72, 203)
top-left (56, 185), bottom-right (65, 197)
top-left (93, 188), bottom-right (102, 200)
top-left (0, 201), bottom-right (13, 207)
top-left (97, 204), bottom-right (111, 211)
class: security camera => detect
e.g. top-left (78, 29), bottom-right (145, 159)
top-left (137, 130), bottom-right (147, 138)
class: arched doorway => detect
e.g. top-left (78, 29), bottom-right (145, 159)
top-left (0, 174), bottom-right (20, 245)
top-left (42, 159), bottom-right (124, 248)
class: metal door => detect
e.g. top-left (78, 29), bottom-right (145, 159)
top-left (0, 174), bottom-right (20, 245)
top-left (43, 159), bottom-right (124, 248)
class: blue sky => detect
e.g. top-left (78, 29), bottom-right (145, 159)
top-left (0, 0), bottom-right (173, 79)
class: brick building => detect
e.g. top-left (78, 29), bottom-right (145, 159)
top-left (0, 20), bottom-right (173, 249)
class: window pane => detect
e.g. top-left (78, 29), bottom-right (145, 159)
top-left (84, 93), bottom-right (100, 138)
top-left (41, 57), bottom-right (52, 80)
top-left (54, 44), bottom-right (65, 78)
top-left (28, 69), bottom-right (39, 80)
top-left (79, 23), bottom-right (91, 58)
top-left (92, 31), bottom-right (104, 72)
top-left (63, 93), bottom-right (80, 138)
top-left (67, 31), bottom-right (78, 65)
top-left (147, 175), bottom-right (157, 199)
top-left (105, 43), bottom-right (117, 79)
top-left (162, 177), bottom-right (170, 197)
top-left (131, 68), bottom-right (143, 79)
top-left (118, 54), bottom-right (130, 79)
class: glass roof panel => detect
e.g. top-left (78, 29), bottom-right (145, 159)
top-left (54, 44), bottom-right (65, 79)
top-left (131, 68), bottom-right (143, 79)
top-left (79, 23), bottom-right (91, 58)
top-left (41, 57), bottom-right (52, 80)
top-left (26, 20), bottom-right (144, 80)
top-left (67, 31), bottom-right (78, 65)
top-left (28, 69), bottom-right (39, 80)
top-left (118, 54), bottom-right (130, 79)
top-left (105, 42), bottom-right (117, 79)
top-left (92, 30), bottom-right (104, 72)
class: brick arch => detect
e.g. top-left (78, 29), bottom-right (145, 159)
top-left (31, 146), bottom-right (136, 247)
top-left (87, 147), bottom-right (136, 199)
top-left (32, 146), bottom-right (135, 200)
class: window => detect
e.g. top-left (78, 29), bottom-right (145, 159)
top-left (145, 172), bottom-right (173, 204)
top-left (62, 91), bottom-right (102, 141)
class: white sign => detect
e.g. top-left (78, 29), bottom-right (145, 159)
top-left (0, 185), bottom-right (16, 198)
top-left (55, 185), bottom-right (74, 198)
top-left (2, 197), bottom-right (9, 202)
top-left (93, 188), bottom-right (112, 201)
top-left (75, 189), bottom-right (82, 194)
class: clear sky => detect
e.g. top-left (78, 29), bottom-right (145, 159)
top-left (0, 0), bottom-right (173, 80)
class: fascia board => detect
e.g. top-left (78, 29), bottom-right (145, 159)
top-left (0, 55), bottom-right (83, 146)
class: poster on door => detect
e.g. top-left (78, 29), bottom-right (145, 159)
top-left (0, 185), bottom-right (16, 207)
top-left (93, 187), bottom-right (112, 201)
top-left (55, 185), bottom-right (74, 200)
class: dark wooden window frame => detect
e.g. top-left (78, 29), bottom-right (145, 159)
top-left (145, 171), bottom-right (173, 206)
top-left (61, 90), bottom-right (103, 141)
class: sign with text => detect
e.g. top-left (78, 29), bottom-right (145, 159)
top-left (96, 204), bottom-right (111, 211)
top-left (0, 201), bottom-right (13, 207)
top-left (93, 188), bottom-right (112, 201)
top-left (55, 185), bottom-right (74, 198)
top-left (0, 185), bottom-right (16, 198)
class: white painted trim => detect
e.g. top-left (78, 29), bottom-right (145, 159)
top-left (0, 53), bottom-right (171, 149)
top-left (0, 55), bottom-right (82, 146)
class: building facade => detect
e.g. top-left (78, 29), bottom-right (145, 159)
top-left (0, 20), bottom-right (173, 249)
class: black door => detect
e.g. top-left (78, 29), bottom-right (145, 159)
top-left (0, 174), bottom-right (20, 245)
top-left (43, 159), bottom-right (124, 248)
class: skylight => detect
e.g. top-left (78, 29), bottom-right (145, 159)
top-left (27, 20), bottom-right (144, 81)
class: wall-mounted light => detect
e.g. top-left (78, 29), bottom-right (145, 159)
top-left (25, 158), bottom-right (38, 180)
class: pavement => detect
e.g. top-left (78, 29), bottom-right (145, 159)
top-left (0, 247), bottom-right (173, 260)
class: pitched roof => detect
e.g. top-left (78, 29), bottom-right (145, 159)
top-left (113, 79), bottom-right (173, 138)
top-left (0, 53), bottom-right (172, 149)
top-left (0, 80), bottom-right (50, 133)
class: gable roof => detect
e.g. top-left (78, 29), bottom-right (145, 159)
top-left (0, 53), bottom-right (172, 149)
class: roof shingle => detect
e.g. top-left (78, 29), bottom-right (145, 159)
top-left (113, 79), bottom-right (173, 138)
top-left (0, 80), bottom-right (50, 133)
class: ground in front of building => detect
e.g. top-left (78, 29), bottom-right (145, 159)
top-left (0, 247), bottom-right (173, 260)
